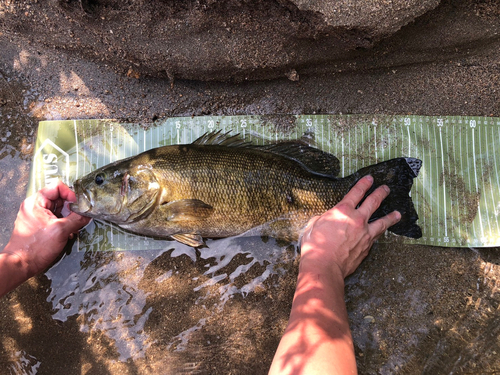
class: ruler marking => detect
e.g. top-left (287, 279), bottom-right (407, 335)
top-left (402, 123), bottom-right (405, 156)
top-left (413, 120), bottom-right (418, 211)
top-left (341, 134), bottom-right (345, 177)
top-left (320, 120), bottom-right (323, 151)
top-left (486, 125), bottom-right (499, 239)
top-left (354, 126), bottom-right (357, 172)
top-left (99, 125), bottom-right (103, 168)
top-left (108, 125), bottom-right (112, 163)
top-left (362, 126), bottom-right (370, 168)
top-left (472, 124), bottom-right (484, 240)
top-left (328, 119), bottom-right (332, 154)
top-left (82, 122), bottom-right (86, 176)
top-left (407, 122), bottom-right (411, 156)
top-left (452, 125), bottom-right (458, 238)
top-left (439, 124), bottom-right (448, 238)
top-left (73, 120), bottom-right (79, 181)
top-left (428, 122), bottom-right (434, 238)
top-left (335, 120), bottom-right (338, 160)
top-left (433, 121), bottom-right (440, 240)
top-left (419, 121), bottom-right (425, 231)
top-left (156, 123), bottom-right (159, 147)
top-left (387, 123), bottom-right (391, 160)
top-left (465, 125), bottom-right (476, 241)
top-left (161, 122), bottom-right (167, 146)
top-left (492, 126), bottom-right (500, 233)
top-left (348, 129), bottom-right (351, 174)
top-left (479, 125), bottom-right (491, 239)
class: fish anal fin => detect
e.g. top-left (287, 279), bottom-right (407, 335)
top-left (171, 233), bottom-right (205, 247)
top-left (163, 199), bottom-right (214, 221)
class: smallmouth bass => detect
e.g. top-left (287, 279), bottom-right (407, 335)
top-left (71, 131), bottom-right (422, 247)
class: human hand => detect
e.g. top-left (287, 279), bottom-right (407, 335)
top-left (3, 181), bottom-right (91, 278)
top-left (300, 175), bottom-right (402, 278)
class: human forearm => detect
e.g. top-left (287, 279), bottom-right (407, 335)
top-left (269, 177), bottom-right (402, 374)
top-left (0, 245), bottom-right (31, 298)
top-left (269, 262), bottom-right (356, 375)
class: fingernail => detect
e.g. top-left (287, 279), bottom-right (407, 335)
top-left (383, 185), bottom-right (390, 193)
top-left (394, 211), bottom-right (401, 220)
top-left (364, 175), bottom-right (374, 183)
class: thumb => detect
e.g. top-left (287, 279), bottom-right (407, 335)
top-left (57, 212), bottom-right (91, 235)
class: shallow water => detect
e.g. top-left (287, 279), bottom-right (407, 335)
top-left (4, 225), bottom-right (500, 374)
top-left (1, 73), bottom-right (500, 374)
top-left (45, 235), bottom-right (296, 362)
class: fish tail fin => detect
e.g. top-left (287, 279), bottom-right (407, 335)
top-left (349, 157), bottom-right (422, 239)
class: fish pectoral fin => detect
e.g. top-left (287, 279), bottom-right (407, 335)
top-left (171, 233), bottom-right (205, 247)
top-left (163, 199), bottom-right (214, 221)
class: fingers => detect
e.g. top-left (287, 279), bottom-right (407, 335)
top-left (33, 182), bottom-right (91, 236)
top-left (368, 210), bottom-right (401, 238)
top-left (357, 184), bottom-right (390, 217)
top-left (50, 213), bottom-right (91, 241)
top-left (61, 212), bottom-right (91, 234)
top-left (39, 180), bottom-right (77, 203)
top-left (341, 175), bottom-right (402, 239)
top-left (341, 175), bottom-right (374, 208)
top-left (34, 181), bottom-right (77, 214)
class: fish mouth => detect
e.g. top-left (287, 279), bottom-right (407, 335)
top-left (70, 183), bottom-right (93, 214)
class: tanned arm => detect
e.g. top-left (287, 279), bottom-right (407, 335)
top-left (269, 175), bottom-right (401, 375)
top-left (0, 181), bottom-right (90, 297)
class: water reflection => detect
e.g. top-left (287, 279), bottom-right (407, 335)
top-left (8, 350), bottom-right (41, 375)
top-left (47, 248), bottom-right (155, 361)
top-left (45, 232), bottom-right (296, 366)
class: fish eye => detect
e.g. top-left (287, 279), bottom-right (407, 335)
top-left (95, 174), bottom-right (105, 185)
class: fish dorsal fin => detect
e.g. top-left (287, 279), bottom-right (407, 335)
top-left (192, 130), bottom-right (251, 147)
top-left (192, 131), bottom-right (340, 177)
top-left (260, 141), bottom-right (341, 177)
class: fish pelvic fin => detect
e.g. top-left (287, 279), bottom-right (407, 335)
top-left (350, 157), bottom-right (422, 239)
top-left (171, 233), bottom-right (205, 247)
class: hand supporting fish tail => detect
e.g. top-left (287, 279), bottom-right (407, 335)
top-left (270, 175), bottom-right (401, 375)
top-left (300, 174), bottom-right (401, 278)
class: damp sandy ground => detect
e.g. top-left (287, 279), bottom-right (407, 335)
top-left (1, 0), bottom-right (500, 374)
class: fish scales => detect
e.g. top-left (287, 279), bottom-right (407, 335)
top-left (143, 145), bottom-right (345, 238)
top-left (71, 132), bottom-right (422, 247)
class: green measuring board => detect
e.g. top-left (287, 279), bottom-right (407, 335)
top-left (28, 115), bottom-right (500, 249)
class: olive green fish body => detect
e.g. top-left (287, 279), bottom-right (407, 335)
top-left (71, 132), bottom-right (422, 247)
top-left (123, 145), bottom-right (349, 240)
